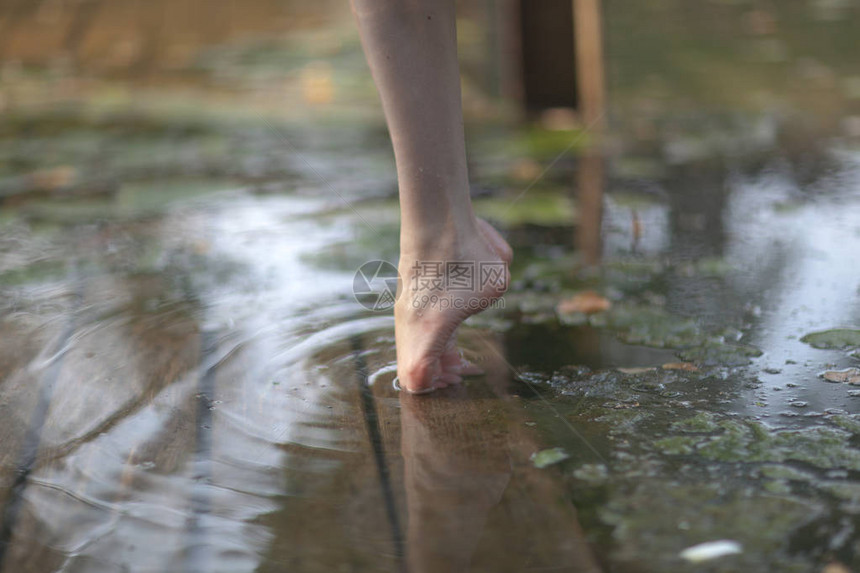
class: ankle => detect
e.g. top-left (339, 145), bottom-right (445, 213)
top-left (399, 214), bottom-right (480, 260)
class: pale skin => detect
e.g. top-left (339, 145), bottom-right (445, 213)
top-left (351, 0), bottom-right (512, 393)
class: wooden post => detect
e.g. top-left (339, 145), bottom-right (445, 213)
top-left (572, 0), bottom-right (605, 266)
top-left (575, 152), bottom-right (604, 266)
top-left (573, 0), bottom-right (606, 128)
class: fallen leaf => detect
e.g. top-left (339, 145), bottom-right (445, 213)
top-left (822, 563), bottom-right (852, 573)
top-left (557, 291), bottom-right (611, 315)
top-left (662, 362), bottom-right (699, 372)
top-left (301, 61), bottom-right (334, 105)
top-left (509, 158), bottom-right (542, 182)
top-left (819, 368), bottom-right (860, 385)
top-left (538, 107), bottom-right (579, 130)
top-left (632, 210), bottom-right (642, 243)
top-left (192, 240), bottom-right (211, 255)
top-left (30, 166), bottom-right (76, 190)
top-left (617, 367), bottom-right (654, 374)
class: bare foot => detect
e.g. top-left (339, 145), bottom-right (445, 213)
top-left (395, 218), bottom-right (512, 393)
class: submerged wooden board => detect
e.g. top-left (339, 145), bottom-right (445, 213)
top-left (259, 329), bottom-right (602, 572)
top-left (0, 289), bottom-right (602, 572)
top-left (0, 274), bottom-right (202, 573)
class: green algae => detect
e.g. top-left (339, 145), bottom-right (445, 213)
top-left (514, 291), bottom-right (561, 316)
top-left (531, 447), bottom-right (571, 468)
top-left (817, 481), bottom-right (860, 504)
top-left (654, 435), bottom-right (698, 455)
top-left (598, 483), bottom-right (822, 572)
top-left (508, 252), bottom-right (766, 369)
top-left (16, 179), bottom-right (234, 225)
top-left (521, 127), bottom-right (589, 158)
top-left (593, 408), bottom-right (649, 434)
top-left (669, 422), bottom-right (860, 471)
top-left (601, 258), bottom-right (666, 296)
top-left (800, 328), bottom-right (860, 350)
top-left (694, 419), bottom-right (765, 462)
top-left (677, 257), bottom-right (734, 277)
top-left (677, 340), bottom-right (763, 366)
top-left (472, 192), bottom-right (576, 226)
top-left (481, 126), bottom-right (589, 160)
top-left (557, 310), bottom-right (589, 326)
top-left (829, 414), bottom-right (860, 434)
top-left (599, 303), bottom-right (701, 348)
top-left (572, 463), bottom-right (609, 483)
top-left (540, 362), bottom-right (860, 570)
top-left (758, 464), bottom-right (817, 483)
top-left (762, 479), bottom-right (793, 495)
top-left (670, 412), bottom-right (720, 433)
top-left (303, 226), bottom-right (399, 272)
top-left (0, 260), bottom-right (68, 287)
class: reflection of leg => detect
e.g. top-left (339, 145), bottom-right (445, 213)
top-left (400, 388), bottom-right (511, 573)
top-left (503, 463), bottom-right (602, 572)
top-left (350, 0), bottom-right (512, 393)
top-left (475, 333), bottom-right (603, 572)
top-left (398, 333), bottom-right (602, 572)
top-left (576, 153), bottom-right (604, 266)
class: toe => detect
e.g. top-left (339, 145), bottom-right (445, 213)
top-left (437, 332), bottom-right (486, 378)
top-left (398, 357), bottom-right (442, 393)
top-left (436, 372), bottom-right (463, 385)
top-left (456, 359), bottom-right (485, 376)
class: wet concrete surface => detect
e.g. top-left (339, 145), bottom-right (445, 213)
top-left (0, 109), bottom-right (858, 572)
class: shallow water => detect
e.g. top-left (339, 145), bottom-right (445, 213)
top-left (2, 1), bottom-right (860, 571)
top-left (1, 113), bottom-right (859, 571)
top-left (0, 182), bottom-right (602, 572)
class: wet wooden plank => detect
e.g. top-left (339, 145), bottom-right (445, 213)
top-left (0, 318), bottom-right (59, 475)
top-left (576, 153), bottom-right (604, 266)
top-left (2, 295), bottom-right (602, 572)
top-left (0, 273), bottom-right (201, 573)
top-left (254, 332), bottom-right (405, 573)
top-left (0, 286), bottom-right (81, 573)
top-left (387, 332), bottom-right (601, 572)
top-left (261, 328), bottom-right (602, 572)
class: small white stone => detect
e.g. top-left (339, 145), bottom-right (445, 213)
top-left (679, 540), bottom-right (742, 563)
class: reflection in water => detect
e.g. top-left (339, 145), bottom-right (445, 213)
top-left (573, 0), bottom-right (606, 267)
top-left (0, 195), bottom-right (361, 572)
top-left (573, 0), bottom-right (606, 130)
top-left (724, 163), bottom-right (860, 416)
top-left (1, 137), bottom-right (859, 571)
top-left (399, 335), bottom-right (600, 573)
top-left (575, 152), bottom-right (604, 266)
top-left (0, 187), bottom-right (605, 571)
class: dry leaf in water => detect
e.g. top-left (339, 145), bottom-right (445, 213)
top-left (819, 368), bottom-right (860, 385)
top-left (662, 362), bottom-right (699, 372)
top-left (509, 158), bottom-right (542, 182)
top-left (31, 166), bottom-right (76, 190)
top-left (557, 291), bottom-right (611, 315)
top-left (617, 367), bottom-right (654, 375)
